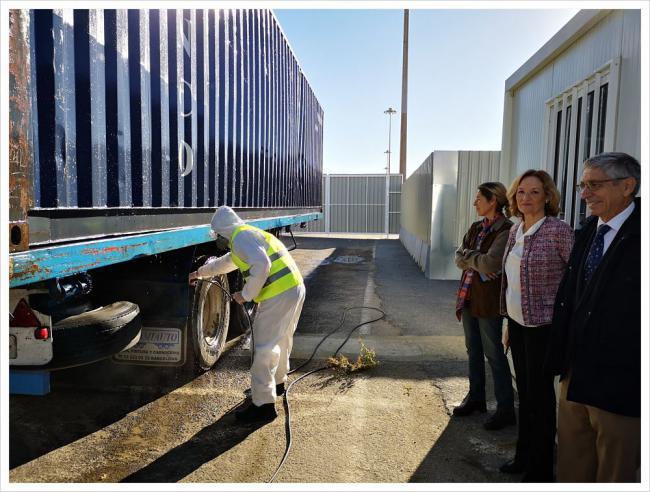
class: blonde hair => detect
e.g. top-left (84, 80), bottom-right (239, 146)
top-left (477, 182), bottom-right (511, 218)
top-left (507, 169), bottom-right (561, 218)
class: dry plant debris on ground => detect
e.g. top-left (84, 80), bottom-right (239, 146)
top-left (326, 340), bottom-right (379, 374)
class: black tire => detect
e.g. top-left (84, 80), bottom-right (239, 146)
top-left (227, 270), bottom-right (257, 337)
top-left (45, 301), bottom-right (142, 371)
top-left (189, 275), bottom-right (231, 372)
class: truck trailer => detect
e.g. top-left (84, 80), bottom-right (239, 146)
top-left (8, 8), bottom-right (323, 394)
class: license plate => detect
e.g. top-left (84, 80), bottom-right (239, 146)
top-left (114, 327), bottom-right (183, 366)
top-left (10, 335), bottom-right (17, 359)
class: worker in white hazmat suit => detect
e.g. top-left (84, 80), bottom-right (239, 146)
top-left (188, 206), bottom-right (305, 424)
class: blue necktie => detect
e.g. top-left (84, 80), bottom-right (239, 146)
top-left (583, 224), bottom-right (611, 282)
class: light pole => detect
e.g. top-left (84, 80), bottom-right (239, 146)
top-left (384, 107), bottom-right (397, 174)
top-left (383, 107), bottom-right (396, 238)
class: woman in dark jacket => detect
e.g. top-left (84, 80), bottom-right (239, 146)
top-left (454, 182), bottom-right (515, 431)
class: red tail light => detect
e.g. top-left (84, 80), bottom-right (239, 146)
top-left (34, 327), bottom-right (50, 340)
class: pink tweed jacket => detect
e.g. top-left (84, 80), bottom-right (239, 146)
top-left (500, 216), bottom-right (574, 326)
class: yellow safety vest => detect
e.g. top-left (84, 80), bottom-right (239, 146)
top-left (229, 224), bottom-right (303, 303)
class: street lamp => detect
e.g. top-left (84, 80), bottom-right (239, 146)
top-left (384, 107), bottom-right (397, 174)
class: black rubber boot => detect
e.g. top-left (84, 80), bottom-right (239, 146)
top-left (235, 402), bottom-right (278, 424)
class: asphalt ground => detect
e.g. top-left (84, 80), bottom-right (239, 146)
top-left (9, 236), bottom-right (521, 485)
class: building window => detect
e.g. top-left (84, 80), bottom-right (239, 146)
top-left (542, 58), bottom-right (620, 228)
top-left (596, 83), bottom-right (609, 154)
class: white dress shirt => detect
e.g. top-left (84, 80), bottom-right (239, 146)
top-left (597, 201), bottom-right (635, 255)
top-left (504, 216), bottom-right (546, 327)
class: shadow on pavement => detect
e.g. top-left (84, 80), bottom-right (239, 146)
top-left (409, 409), bottom-right (520, 483)
top-left (121, 409), bottom-right (265, 483)
top-left (9, 352), bottom-right (244, 469)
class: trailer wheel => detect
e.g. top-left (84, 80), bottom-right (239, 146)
top-left (45, 301), bottom-right (142, 370)
top-left (189, 275), bottom-right (231, 371)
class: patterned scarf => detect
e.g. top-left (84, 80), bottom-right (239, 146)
top-left (455, 213), bottom-right (503, 321)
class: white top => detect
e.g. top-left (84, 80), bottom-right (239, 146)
top-left (597, 201), bottom-right (635, 255)
top-left (504, 217), bottom-right (546, 327)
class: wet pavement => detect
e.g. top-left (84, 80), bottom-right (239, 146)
top-left (9, 236), bottom-right (521, 484)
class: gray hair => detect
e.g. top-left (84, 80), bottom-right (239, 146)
top-left (584, 152), bottom-right (640, 195)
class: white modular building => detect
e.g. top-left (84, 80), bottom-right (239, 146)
top-left (500, 9), bottom-right (641, 229)
top-left (402, 9), bottom-right (641, 280)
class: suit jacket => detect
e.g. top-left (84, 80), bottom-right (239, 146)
top-left (547, 198), bottom-right (641, 417)
top-left (499, 216), bottom-right (574, 326)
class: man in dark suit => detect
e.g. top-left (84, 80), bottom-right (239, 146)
top-left (548, 152), bottom-right (640, 482)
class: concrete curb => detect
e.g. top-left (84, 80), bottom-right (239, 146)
top-left (290, 334), bottom-right (467, 363)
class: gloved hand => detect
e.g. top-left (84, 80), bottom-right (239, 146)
top-left (188, 271), bottom-right (200, 286)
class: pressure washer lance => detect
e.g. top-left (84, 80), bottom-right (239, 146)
top-left (198, 277), bottom-right (385, 483)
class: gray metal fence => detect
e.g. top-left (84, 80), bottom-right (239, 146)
top-left (305, 174), bottom-right (401, 234)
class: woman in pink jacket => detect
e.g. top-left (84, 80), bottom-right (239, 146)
top-left (499, 169), bottom-right (574, 482)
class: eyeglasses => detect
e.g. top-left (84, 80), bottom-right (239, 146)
top-left (575, 177), bottom-right (629, 192)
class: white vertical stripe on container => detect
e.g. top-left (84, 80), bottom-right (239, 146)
top-left (203, 9), bottom-right (210, 207)
top-left (190, 9), bottom-right (197, 207)
top-left (116, 9), bottom-right (132, 206)
top-left (159, 10), bottom-right (170, 207)
top-left (139, 9), bottom-right (152, 207)
top-left (176, 10), bottom-right (184, 205)
top-left (53, 9), bottom-right (78, 207)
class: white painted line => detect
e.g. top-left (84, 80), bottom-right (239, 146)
top-left (360, 244), bottom-right (379, 335)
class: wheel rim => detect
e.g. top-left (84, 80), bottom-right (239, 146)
top-left (198, 278), bottom-right (229, 350)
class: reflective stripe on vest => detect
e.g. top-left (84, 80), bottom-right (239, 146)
top-left (229, 225), bottom-right (303, 303)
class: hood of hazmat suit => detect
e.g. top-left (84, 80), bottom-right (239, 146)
top-left (210, 206), bottom-right (245, 240)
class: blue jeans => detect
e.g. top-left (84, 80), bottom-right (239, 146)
top-left (461, 307), bottom-right (514, 410)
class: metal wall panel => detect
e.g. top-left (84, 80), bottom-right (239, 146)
top-left (550, 13), bottom-right (622, 96)
top-left (616, 9), bottom-right (641, 154)
top-left (305, 174), bottom-right (401, 234)
top-left (401, 151), bottom-right (499, 280)
top-left (511, 65), bottom-right (555, 175)
top-left (455, 151), bottom-right (502, 247)
top-left (18, 8), bottom-right (323, 224)
top-left (400, 154), bottom-right (433, 246)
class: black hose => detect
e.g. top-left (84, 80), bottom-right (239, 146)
top-left (197, 278), bottom-right (385, 483)
top-left (270, 306), bottom-right (385, 483)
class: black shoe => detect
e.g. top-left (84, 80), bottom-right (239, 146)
top-left (500, 459), bottom-right (525, 474)
top-left (452, 395), bottom-right (487, 416)
top-left (235, 403), bottom-right (278, 424)
top-left (276, 382), bottom-right (286, 396)
top-left (483, 408), bottom-right (516, 430)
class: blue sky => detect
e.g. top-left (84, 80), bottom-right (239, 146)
top-left (275, 8), bottom-right (579, 177)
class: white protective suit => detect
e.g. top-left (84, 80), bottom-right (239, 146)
top-left (197, 206), bottom-right (306, 405)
